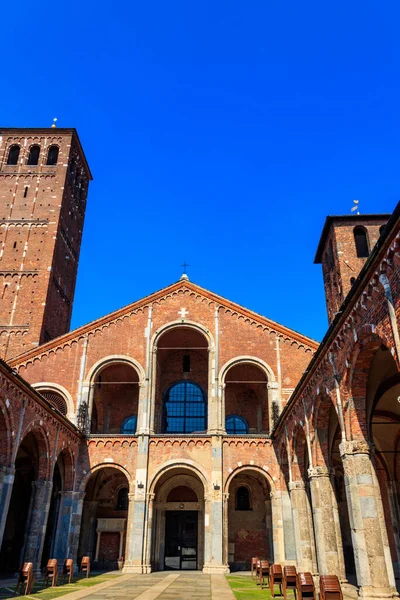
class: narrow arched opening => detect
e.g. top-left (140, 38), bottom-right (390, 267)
top-left (27, 145), bottom-right (40, 166)
top-left (78, 467), bottom-right (130, 569)
top-left (6, 145), bottom-right (20, 165)
top-left (224, 363), bottom-right (269, 433)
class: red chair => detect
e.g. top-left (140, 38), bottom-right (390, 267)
top-left (270, 564), bottom-right (283, 597)
top-left (259, 560), bottom-right (270, 589)
top-left (283, 565), bottom-right (297, 599)
top-left (44, 559), bottom-right (58, 587)
top-left (61, 559), bottom-right (74, 584)
top-left (15, 562), bottom-right (34, 596)
top-left (80, 556), bottom-right (90, 578)
top-left (251, 557), bottom-right (259, 580)
top-left (297, 572), bottom-right (315, 600)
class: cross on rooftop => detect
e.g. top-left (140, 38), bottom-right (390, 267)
top-left (181, 261), bottom-right (190, 274)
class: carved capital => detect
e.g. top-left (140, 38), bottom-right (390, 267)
top-left (339, 439), bottom-right (372, 458)
top-left (308, 465), bottom-right (332, 479)
top-left (267, 382), bottom-right (279, 390)
top-left (289, 480), bottom-right (306, 491)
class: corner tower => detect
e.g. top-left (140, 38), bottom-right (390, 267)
top-left (0, 128), bottom-right (92, 360)
top-left (314, 213), bottom-right (390, 324)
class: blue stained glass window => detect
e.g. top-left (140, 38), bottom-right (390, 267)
top-left (226, 415), bottom-right (249, 435)
top-left (163, 381), bottom-right (207, 433)
top-left (121, 415), bottom-right (137, 434)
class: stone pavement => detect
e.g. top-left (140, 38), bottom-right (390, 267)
top-left (53, 572), bottom-right (235, 600)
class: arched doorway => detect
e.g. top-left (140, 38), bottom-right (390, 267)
top-left (78, 467), bottom-right (130, 569)
top-left (0, 433), bottom-right (39, 572)
top-left (153, 327), bottom-right (209, 433)
top-left (90, 363), bottom-right (139, 434)
top-left (227, 468), bottom-right (272, 570)
top-left (151, 467), bottom-right (205, 571)
top-left (224, 362), bottom-right (269, 433)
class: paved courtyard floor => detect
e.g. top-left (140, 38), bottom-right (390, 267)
top-left (51, 573), bottom-right (235, 600)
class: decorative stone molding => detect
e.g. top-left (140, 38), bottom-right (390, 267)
top-left (268, 382), bottom-right (279, 389)
top-left (339, 439), bottom-right (372, 457)
top-left (289, 480), bottom-right (306, 491)
top-left (307, 465), bottom-right (332, 478)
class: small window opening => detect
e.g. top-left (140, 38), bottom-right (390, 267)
top-left (7, 145), bottom-right (20, 165)
top-left (24, 186), bottom-right (28, 198)
top-left (350, 277), bottom-right (356, 286)
top-left (46, 145), bottom-right (59, 166)
top-left (27, 145), bottom-right (40, 165)
top-left (379, 224), bottom-right (386, 237)
top-left (183, 354), bottom-right (190, 372)
top-left (121, 415), bottom-right (137, 434)
top-left (13, 242), bottom-right (17, 249)
top-left (236, 486), bottom-right (251, 511)
top-left (353, 226), bottom-right (370, 258)
top-left (116, 487), bottom-right (128, 511)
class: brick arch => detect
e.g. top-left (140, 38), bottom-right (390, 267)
top-left (151, 320), bottom-right (215, 351)
top-left (149, 459), bottom-right (210, 496)
top-left (312, 393), bottom-right (336, 467)
top-left (219, 355), bottom-right (276, 383)
top-left (276, 440), bottom-right (290, 490)
top-left (0, 395), bottom-right (13, 467)
top-left (32, 382), bottom-right (75, 421)
top-left (86, 355), bottom-right (145, 385)
top-left (54, 447), bottom-right (75, 490)
top-left (17, 424), bottom-right (50, 480)
top-left (346, 331), bottom-right (395, 441)
top-left (290, 424), bottom-right (308, 481)
top-left (78, 462), bottom-right (133, 493)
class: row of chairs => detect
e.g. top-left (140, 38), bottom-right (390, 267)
top-left (15, 557), bottom-right (91, 596)
top-left (251, 558), bottom-right (343, 600)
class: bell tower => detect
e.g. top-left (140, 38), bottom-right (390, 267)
top-left (314, 213), bottom-right (390, 324)
top-left (0, 127), bottom-right (92, 360)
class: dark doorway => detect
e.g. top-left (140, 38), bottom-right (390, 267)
top-left (164, 511), bottom-right (198, 570)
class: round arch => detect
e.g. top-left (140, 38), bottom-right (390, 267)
top-left (0, 396), bottom-right (13, 467)
top-left (53, 447), bottom-right (75, 490)
top-left (224, 464), bottom-right (276, 494)
top-left (219, 355), bottom-right (276, 383)
top-left (78, 462), bottom-right (133, 493)
top-left (32, 382), bottom-right (75, 421)
top-left (149, 459), bottom-right (210, 496)
top-left (17, 422), bottom-right (51, 479)
top-left (151, 320), bottom-right (215, 351)
top-left (86, 355), bottom-right (146, 385)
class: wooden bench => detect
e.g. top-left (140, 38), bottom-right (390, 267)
top-left (15, 562), bottom-right (34, 596)
top-left (270, 564), bottom-right (283, 597)
top-left (319, 575), bottom-right (343, 600)
top-left (80, 556), bottom-right (90, 578)
top-left (44, 559), bottom-right (58, 587)
top-left (61, 559), bottom-right (74, 584)
top-left (283, 565), bottom-right (297, 599)
top-left (259, 560), bottom-right (270, 588)
top-left (296, 572), bottom-right (315, 600)
top-left (251, 557), bottom-right (259, 580)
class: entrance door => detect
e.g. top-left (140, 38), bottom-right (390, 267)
top-left (164, 511), bottom-right (198, 570)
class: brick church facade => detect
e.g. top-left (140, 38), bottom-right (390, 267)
top-left (0, 127), bottom-right (399, 599)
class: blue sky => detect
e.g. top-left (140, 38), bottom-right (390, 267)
top-left (2, 1), bottom-right (399, 341)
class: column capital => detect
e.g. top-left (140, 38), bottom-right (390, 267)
top-left (267, 382), bottom-right (279, 390)
top-left (308, 465), bottom-right (333, 479)
top-left (146, 493), bottom-right (155, 502)
top-left (339, 439), bottom-right (372, 458)
top-left (289, 480), bottom-right (306, 491)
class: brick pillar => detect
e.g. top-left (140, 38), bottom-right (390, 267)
top-left (308, 466), bottom-right (346, 579)
top-left (289, 480), bottom-right (317, 573)
top-left (0, 466), bottom-right (15, 548)
top-left (66, 492), bottom-right (85, 568)
top-left (24, 480), bottom-right (53, 573)
top-left (339, 440), bottom-right (397, 599)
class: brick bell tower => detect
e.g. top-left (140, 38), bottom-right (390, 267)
top-left (314, 213), bottom-right (390, 324)
top-left (0, 127), bottom-right (92, 360)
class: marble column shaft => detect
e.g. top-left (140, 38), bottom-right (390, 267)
top-left (289, 480), bottom-right (317, 573)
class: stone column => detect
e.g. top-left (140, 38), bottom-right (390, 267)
top-left (143, 493), bottom-right (155, 573)
top-left (340, 440), bottom-right (397, 599)
top-left (53, 491), bottom-right (74, 561)
top-left (289, 480), bottom-right (317, 573)
top-left (222, 492), bottom-right (230, 569)
top-left (66, 491), bottom-right (85, 567)
top-left (122, 492), bottom-right (136, 571)
top-left (281, 487), bottom-right (296, 561)
top-left (24, 480), bottom-right (53, 572)
top-left (308, 466), bottom-right (346, 579)
top-left (270, 490), bottom-right (285, 563)
top-left (387, 480), bottom-right (400, 579)
top-left (0, 466), bottom-right (15, 548)
top-left (77, 499), bottom-right (98, 560)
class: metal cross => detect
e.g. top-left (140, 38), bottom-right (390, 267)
top-left (181, 261), bottom-right (190, 275)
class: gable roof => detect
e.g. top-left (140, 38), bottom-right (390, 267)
top-left (9, 279), bottom-right (318, 365)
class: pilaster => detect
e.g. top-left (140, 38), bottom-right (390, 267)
top-left (289, 480), bottom-right (317, 573)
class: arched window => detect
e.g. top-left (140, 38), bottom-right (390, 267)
top-left (121, 415), bottom-right (137, 434)
top-left (350, 277), bottom-right (356, 286)
top-left (7, 145), bottom-right (20, 165)
top-left (116, 487), bottom-right (128, 510)
top-left (163, 381), bottom-right (206, 433)
top-left (46, 145), bottom-right (59, 165)
top-left (27, 145), bottom-right (40, 165)
top-left (353, 226), bottom-right (370, 258)
top-left (226, 414), bottom-right (249, 434)
top-left (236, 486), bottom-right (251, 511)
top-left (379, 224), bottom-right (386, 237)
top-left (38, 390), bottom-right (68, 416)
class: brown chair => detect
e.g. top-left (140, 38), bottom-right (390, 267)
top-left (61, 559), bottom-right (74, 584)
top-left (297, 572), bottom-right (315, 600)
top-left (270, 563), bottom-right (283, 597)
top-left (44, 559), bottom-right (58, 587)
top-left (15, 562), bottom-right (34, 596)
top-left (80, 556), bottom-right (90, 578)
top-left (251, 557), bottom-right (259, 579)
top-left (319, 575), bottom-right (343, 600)
top-left (259, 560), bottom-right (270, 589)
top-left (283, 566), bottom-right (297, 599)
